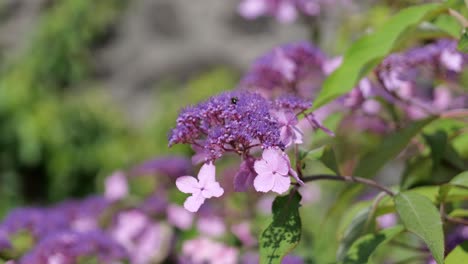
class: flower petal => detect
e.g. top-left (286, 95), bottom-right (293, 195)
top-left (198, 162), bottom-right (216, 186)
top-left (202, 181), bottom-right (224, 198)
top-left (253, 173), bottom-right (275, 193)
top-left (176, 176), bottom-right (200, 194)
top-left (271, 174), bottom-right (291, 194)
top-left (254, 159), bottom-right (271, 175)
top-left (289, 168), bottom-right (304, 185)
top-left (280, 126), bottom-right (293, 147)
top-left (183, 193), bottom-right (205, 213)
top-left (275, 152), bottom-right (290, 176)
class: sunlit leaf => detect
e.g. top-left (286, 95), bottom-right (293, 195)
top-left (394, 192), bottom-right (444, 264)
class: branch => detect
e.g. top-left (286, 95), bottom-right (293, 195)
top-left (444, 215), bottom-right (468, 226)
top-left (301, 174), bottom-right (395, 197)
top-left (448, 9), bottom-right (468, 28)
top-left (440, 109), bottom-right (468, 120)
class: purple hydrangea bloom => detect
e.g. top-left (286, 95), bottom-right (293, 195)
top-left (239, 42), bottom-right (326, 99)
top-left (375, 39), bottom-right (468, 119)
top-left (131, 156), bottom-right (193, 178)
top-left (169, 91), bottom-right (283, 161)
top-left (20, 231), bottom-right (127, 264)
top-left (273, 95), bottom-right (312, 112)
top-left (0, 196), bottom-right (109, 243)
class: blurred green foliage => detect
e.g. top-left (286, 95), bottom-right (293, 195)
top-left (0, 0), bottom-right (239, 215)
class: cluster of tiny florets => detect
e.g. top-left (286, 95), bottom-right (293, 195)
top-left (169, 91), bottom-right (284, 161)
top-left (273, 94), bottom-right (313, 112)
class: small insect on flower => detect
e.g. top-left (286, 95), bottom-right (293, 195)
top-left (231, 97), bottom-right (239, 104)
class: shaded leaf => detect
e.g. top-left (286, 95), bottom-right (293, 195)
top-left (319, 146), bottom-right (340, 175)
top-left (341, 226), bottom-right (405, 264)
top-left (394, 192), bottom-right (444, 264)
top-left (259, 192), bottom-right (302, 264)
top-left (354, 117), bottom-right (435, 179)
top-left (337, 208), bottom-right (373, 261)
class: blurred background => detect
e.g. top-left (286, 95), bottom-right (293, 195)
top-left (0, 0), bottom-right (419, 216)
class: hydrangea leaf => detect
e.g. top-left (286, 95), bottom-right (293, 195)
top-left (313, 3), bottom-right (446, 109)
top-left (336, 208), bottom-right (373, 261)
top-left (259, 191), bottom-right (302, 264)
top-left (341, 226), bottom-right (405, 264)
top-left (394, 192), bottom-right (444, 264)
top-left (446, 242), bottom-right (468, 264)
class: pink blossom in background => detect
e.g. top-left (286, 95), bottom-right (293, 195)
top-left (111, 210), bottom-right (171, 264)
top-left (257, 195), bottom-right (275, 214)
top-left (197, 216), bottom-right (226, 237)
top-left (298, 183), bottom-right (321, 205)
top-left (231, 222), bottom-right (257, 247)
top-left (104, 171), bottom-right (128, 201)
top-left (376, 213), bottom-right (397, 229)
top-left (167, 205), bottom-right (194, 230)
top-left (238, 0), bottom-right (331, 23)
top-left (182, 237), bottom-right (238, 264)
top-left (176, 163), bottom-right (224, 212)
top-left (254, 148), bottom-right (302, 194)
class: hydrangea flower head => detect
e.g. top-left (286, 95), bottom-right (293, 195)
top-left (169, 91), bottom-right (282, 161)
top-left (176, 163), bottom-right (224, 212)
top-left (253, 148), bottom-right (302, 194)
top-left (239, 42), bottom-right (326, 99)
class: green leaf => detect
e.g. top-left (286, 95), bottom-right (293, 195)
top-left (450, 171), bottom-right (468, 187)
top-left (423, 131), bottom-right (448, 170)
top-left (313, 3), bottom-right (446, 109)
top-left (449, 208), bottom-right (468, 218)
top-left (433, 14), bottom-right (462, 37)
top-left (354, 117), bottom-right (435, 179)
top-left (259, 192), bottom-right (302, 264)
top-left (443, 171), bottom-right (468, 201)
top-left (341, 226), bottom-right (405, 264)
top-left (394, 192), bottom-right (444, 264)
top-left (458, 28), bottom-right (468, 52)
top-left (446, 241), bottom-right (468, 264)
top-left (319, 146), bottom-right (340, 175)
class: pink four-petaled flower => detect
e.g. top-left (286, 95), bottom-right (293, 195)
top-left (253, 148), bottom-right (303, 194)
top-left (176, 163), bottom-right (224, 212)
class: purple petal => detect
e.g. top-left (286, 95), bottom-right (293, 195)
top-left (234, 160), bottom-right (256, 192)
